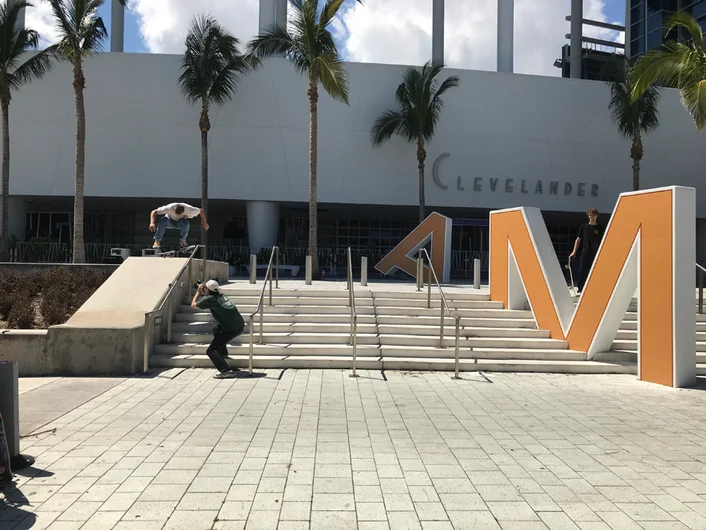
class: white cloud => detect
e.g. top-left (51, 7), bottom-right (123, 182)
top-left (25, 2), bottom-right (61, 45)
top-left (130, 0), bottom-right (259, 54)
top-left (335, 0), bottom-right (623, 76)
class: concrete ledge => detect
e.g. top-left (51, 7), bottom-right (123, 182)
top-left (0, 330), bottom-right (49, 376)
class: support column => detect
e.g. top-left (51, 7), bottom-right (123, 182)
top-left (497, 0), bottom-right (514, 73)
top-left (570, 0), bottom-right (583, 79)
top-left (259, 0), bottom-right (287, 32)
top-left (246, 201), bottom-right (280, 254)
top-left (432, 0), bottom-right (444, 66)
top-left (624, 0), bottom-right (631, 59)
top-left (0, 196), bottom-right (28, 243)
top-left (111, 0), bottom-right (125, 53)
top-left (8, 0), bottom-right (25, 32)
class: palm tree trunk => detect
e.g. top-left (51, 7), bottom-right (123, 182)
top-left (72, 59), bottom-right (86, 264)
top-left (417, 136), bottom-right (427, 224)
top-left (308, 78), bottom-right (320, 280)
top-left (631, 133), bottom-right (643, 192)
top-left (0, 99), bottom-right (10, 262)
top-left (200, 104), bottom-right (209, 279)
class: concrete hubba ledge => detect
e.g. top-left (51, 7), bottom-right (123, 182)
top-left (0, 257), bottom-right (228, 376)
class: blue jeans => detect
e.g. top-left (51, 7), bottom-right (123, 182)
top-left (154, 216), bottom-right (189, 243)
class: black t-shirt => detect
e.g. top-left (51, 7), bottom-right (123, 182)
top-left (578, 223), bottom-right (604, 255)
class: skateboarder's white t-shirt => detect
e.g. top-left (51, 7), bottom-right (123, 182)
top-left (156, 203), bottom-right (200, 221)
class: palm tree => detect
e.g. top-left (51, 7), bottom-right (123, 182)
top-left (247, 0), bottom-right (361, 279)
top-left (606, 57), bottom-right (660, 191)
top-left (371, 62), bottom-right (459, 223)
top-left (47, 0), bottom-right (126, 263)
top-left (0, 1), bottom-right (54, 262)
top-left (630, 11), bottom-right (706, 130)
top-left (179, 15), bottom-right (256, 271)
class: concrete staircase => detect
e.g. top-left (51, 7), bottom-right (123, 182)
top-left (149, 283), bottom-right (675, 374)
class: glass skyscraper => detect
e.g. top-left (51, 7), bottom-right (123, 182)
top-left (630, 0), bottom-right (706, 57)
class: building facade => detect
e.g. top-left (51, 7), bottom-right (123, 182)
top-left (629, 0), bottom-right (706, 57)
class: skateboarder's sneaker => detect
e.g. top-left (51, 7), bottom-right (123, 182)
top-left (179, 239), bottom-right (189, 250)
top-left (214, 369), bottom-right (239, 379)
top-left (153, 241), bottom-right (160, 249)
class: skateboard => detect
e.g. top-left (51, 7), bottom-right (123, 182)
top-left (157, 245), bottom-right (197, 258)
top-left (565, 257), bottom-right (577, 297)
top-left (0, 413), bottom-right (11, 482)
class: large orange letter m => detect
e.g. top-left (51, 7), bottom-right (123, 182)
top-left (490, 187), bottom-right (696, 388)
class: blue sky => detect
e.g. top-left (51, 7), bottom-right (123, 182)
top-left (98, 0), bottom-right (628, 55)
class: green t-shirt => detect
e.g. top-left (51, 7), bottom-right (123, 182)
top-left (196, 293), bottom-right (244, 332)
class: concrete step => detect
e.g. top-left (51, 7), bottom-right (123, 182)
top-left (179, 304), bottom-right (375, 315)
top-left (154, 343), bottom-right (585, 361)
top-left (225, 296), bottom-right (357, 306)
top-left (174, 313), bottom-right (377, 324)
top-left (377, 325), bottom-right (549, 339)
top-left (615, 330), bottom-right (706, 341)
top-left (617, 321), bottom-right (706, 331)
top-left (150, 353), bottom-right (634, 374)
top-left (378, 335), bottom-right (568, 349)
top-left (171, 321), bottom-right (375, 334)
top-left (220, 287), bottom-right (491, 301)
top-left (377, 315), bottom-right (538, 329)
top-left (170, 332), bottom-right (380, 345)
top-left (373, 298), bottom-right (502, 309)
top-left (375, 307), bottom-right (533, 318)
top-left (611, 339), bottom-right (706, 352)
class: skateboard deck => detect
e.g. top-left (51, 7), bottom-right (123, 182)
top-left (158, 245), bottom-right (197, 257)
top-left (0, 413), bottom-right (11, 482)
top-left (565, 258), bottom-right (577, 297)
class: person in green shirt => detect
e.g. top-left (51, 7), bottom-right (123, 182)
top-left (191, 280), bottom-right (244, 379)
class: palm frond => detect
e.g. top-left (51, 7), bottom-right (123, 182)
top-left (311, 52), bottom-right (348, 103)
top-left (371, 109), bottom-right (404, 146)
top-left (630, 42), bottom-right (694, 97)
top-left (247, 24), bottom-right (295, 58)
top-left (79, 16), bottom-right (108, 53)
top-left (13, 47), bottom-right (56, 85)
top-left (681, 79), bottom-right (706, 130)
top-left (608, 55), bottom-right (661, 139)
top-left (320, 0), bottom-right (346, 28)
top-left (664, 11), bottom-right (704, 50)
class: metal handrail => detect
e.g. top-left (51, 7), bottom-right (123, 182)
top-left (698, 263), bottom-right (705, 314)
top-left (346, 247), bottom-right (358, 378)
top-left (248, 246), bottom-right (279, 374)
top-left (419, 248), bottom-right (463, 379)
top-left (143, 245), bottom-right (204, 373)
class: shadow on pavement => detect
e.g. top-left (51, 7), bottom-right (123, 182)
top-left (0, 480), bottom-right (38, 529)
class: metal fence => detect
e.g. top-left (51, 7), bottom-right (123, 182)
top-left (7, 242), bottom-right (491, 280)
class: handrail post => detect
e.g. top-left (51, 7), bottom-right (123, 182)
top-left (350, 315), bottom-right (358, 378)
top-left (143, 313), bottom-right (151, 373)
top-left (700, 267), bottom-right (704, 314)
top-left (249, 315), bottom-right (254, 374)
top-left (305, 256), bottom-right (312, 285)
top-left (427, 267), bottom-right (432, 309)
top-left (474, 258), bottom-right (481, 289)
top-left (167, 298), bottom-right (172, 343)
top-left (276, 247), bottom-right (280, 289)
top-left (417, 256), bottom-right (422, 291)
top-left (186, 261), bottom-right (192, 304)
top-left (440, 304), bottom-right (445, 348)
top-left (361, 257), bottom-right (368, 286)
top-left (454, 317), bottom-right (461, 379)
top-left (259, 305), bottom-right (264, 344)
top-left (268, 261), bottom-right (273, 306)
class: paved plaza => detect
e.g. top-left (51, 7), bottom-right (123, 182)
top-left (4, 370), bottom-right (706, 529)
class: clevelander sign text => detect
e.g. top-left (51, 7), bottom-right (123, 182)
top-left (432, 153), bottom-right (599, 197)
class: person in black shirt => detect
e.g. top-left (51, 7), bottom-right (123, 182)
top-left (569, 208), bottom-right (604, 294)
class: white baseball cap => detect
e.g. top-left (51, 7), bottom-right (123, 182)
top-left (205, 280), bottom-right (220, 292)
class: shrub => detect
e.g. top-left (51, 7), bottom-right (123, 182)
top-left (0, 270), bottom-right (19, 319)
top-left (7, 294), bottom-right (35, 329)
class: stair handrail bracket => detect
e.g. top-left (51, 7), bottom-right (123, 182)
top-left (420, 248), bottom-right (464, 379)
top-left (346, 247), bottom-right (358, 378)
top-left (143, 244), bottom-right (204, 373)
top-left (248, 246), bottom-right (280, 374)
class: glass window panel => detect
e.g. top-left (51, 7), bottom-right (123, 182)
top-left (631, 21), bottom-right (645, 39)
top-left (646, 29), bottom-right (662, 48)
top-left (646, 11), bottom-right (662, 33)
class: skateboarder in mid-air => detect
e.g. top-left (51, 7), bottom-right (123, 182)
top-left (149, 202), bottom-right (209, 249)
top-left (191, 280), bottom-right (244, 379)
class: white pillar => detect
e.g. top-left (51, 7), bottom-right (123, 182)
top-left (624, 0), bottom-right (631, 59)
top-left (570, 0), bottom-right (583, 79)
top-left (111, 0), bottom-right (125, 52)
top-left (497, 0), bottom-right (514, 73)
top-left (259, 0), bottom-right (287, 32)
top-left (8, 0), bottom-right (25, 32)
top-left (432, 0), bottom-right (444, 66)
top-left (246, 201), bottom-right (279, 254)
top-left (0, 196), bottom-right (28, 242)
